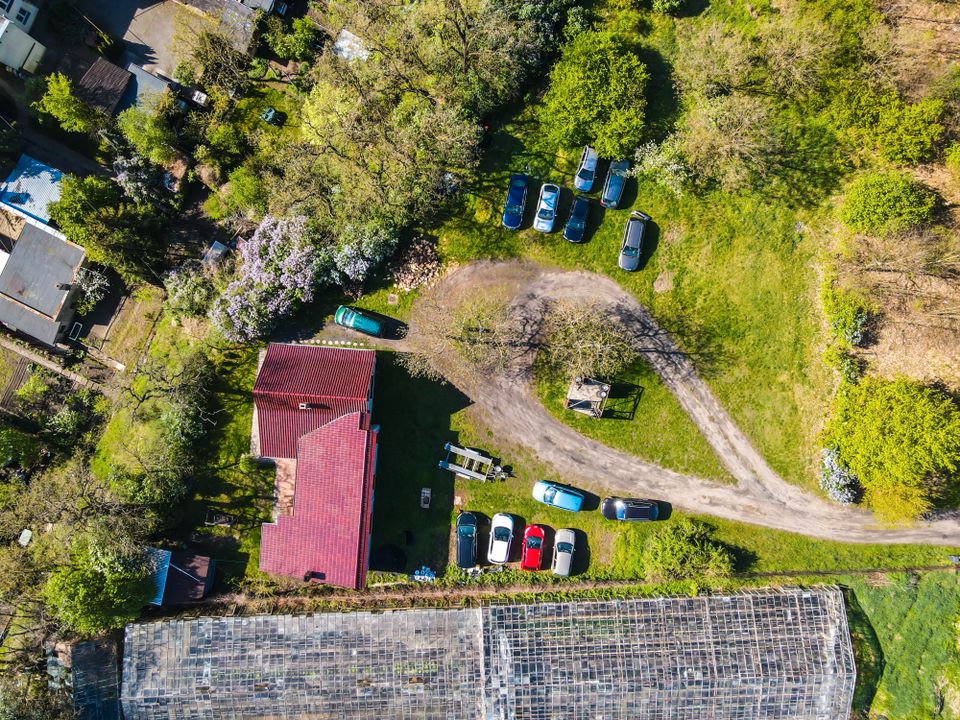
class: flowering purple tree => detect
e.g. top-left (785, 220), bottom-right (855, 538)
top-left (211, 216), bottom-right (323, 341)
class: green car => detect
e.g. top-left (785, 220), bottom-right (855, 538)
top-left (334, 305), bottom-right (384, 337)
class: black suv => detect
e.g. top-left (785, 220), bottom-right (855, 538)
top-left (456, 512), bottom-right (479, 568)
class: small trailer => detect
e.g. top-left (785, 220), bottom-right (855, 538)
top-left (565, 376), bottom-right (611, 418)
top-left (438, 443), bottom-right (506, 482)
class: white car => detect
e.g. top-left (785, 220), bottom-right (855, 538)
top-left (487, 513), bottom-right (514, 564)
top-left (574, 146), bottom-right (599, 192)
top-left (533, 183), bottom-right (561, 233)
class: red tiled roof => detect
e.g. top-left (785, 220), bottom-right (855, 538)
top-left (259, 412), bottom-right (378, 589)
top-left (254, 344), bottom-right (375, 459)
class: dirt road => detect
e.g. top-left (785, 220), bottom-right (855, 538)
top-left (412, 261), bottom-right (960, 546)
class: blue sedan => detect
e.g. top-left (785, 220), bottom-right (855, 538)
top-left (601, 160), bottom-right (630, 208)
top-left (532, 480), bottom-right (585, 512)
top-left (501, 174), bottom-right (528, 230)
top-left (563, 195), bottom-right (590, 243)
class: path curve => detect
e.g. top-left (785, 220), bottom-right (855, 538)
top-left (411, 261), bottom-right (960, 546)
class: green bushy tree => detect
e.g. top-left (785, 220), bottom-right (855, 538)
top-left (539, 30), bottom-right (648, 157)
top-left (823, 376), bottom-right (960, 521)
top-left (838, 172), bottom-right (937, 236)
top-left (116, 92), bottom-right (179, 165)
top-left (641, 518), bottom-right (734, 581)
top-left (873, 97), bottom-right (943, 165)
top-left (32, 73), bottom-right (98, 133)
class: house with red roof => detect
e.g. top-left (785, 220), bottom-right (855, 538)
top-left (253, 343), bottom-right (378, 590)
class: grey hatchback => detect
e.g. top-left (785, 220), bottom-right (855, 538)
top-left (618, 211), bottom-right (650, 271)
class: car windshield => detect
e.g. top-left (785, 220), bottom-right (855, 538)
top-left (526, 536), bottom-right (542, 549)
top-left (556, 542), bottom-right (573, 554)
top-left (542, 486), bottom-right (557, 503)
top-left (577, 168), bottom-right (594, 181)
top-left (494, 527), bottom-right (510, 541)
top-left (622, 246), bottom-right (639, 257)
top-left (537, 208), bottom-right (554, 220)
top-left (457, 525), bottom-right (474, 537)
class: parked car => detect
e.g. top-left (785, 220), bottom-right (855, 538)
top-left (501, 174), bottom-right (529, 230)
top-left (563, 195), bottom-right (590, 243)
top-left (533, 183), bottom-right (561, 233)
top-left (552, 528), bottom-right (576, 577)
top-left (601, 159), bottom-right (630, 208)
top-left (334, 305), bottom-right (384, 337)
top-left (618, 211), bottom-right (650, 271)
top-left (574, 146), bottom-right (599, 192)
top-left (601, 497), bottom-right (659, 522)
top-left (488, 513), bottom-right (514, 564)
top-left (532, 480), bottom-right (585, 512)
top-left (456, 511), bottom-right (478, 568)
top-left (520, 525), bottom-right (546, 571)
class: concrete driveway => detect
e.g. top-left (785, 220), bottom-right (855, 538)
top-left (74, 0), bottom-right (192, 77)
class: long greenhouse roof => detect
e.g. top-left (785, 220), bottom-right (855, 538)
top-left (120, 587), bottom-right (855, 720)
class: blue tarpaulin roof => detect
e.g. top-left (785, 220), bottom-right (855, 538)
top-left (0, 155), bottom-right (62, 223)
top-left (145, 548), bottom-right (172, 606)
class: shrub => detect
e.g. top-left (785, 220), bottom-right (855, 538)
top-left (873, 97), bottom-right (943, 165)
top-left (164, 261), bottom-right (216, 318)
top-left (822, 344), bottom-right (864, 383)
top-left (632, 138), bottom-right (690, 196)
top-left (822, 376), bottom-right (960, 521)
top-left (821, 285), bottom-right (873, 346)
top-left (819, 448), bottom-right (859, 504)
top-left (946, 143), bottom-right (960, 185)
top-left (652, 0), bottom-right (686, 13)
top-left (640, 518), bottom-right (734, 581)
top-left (839, 172), bottom-right (937, 236)
top-left (539, 30), bottom-right (648, 157)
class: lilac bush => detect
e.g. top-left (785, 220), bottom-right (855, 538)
top-left (211, 216), bottom-right (323, 341)
top-left (819, 448), bottom-right (859, 505)
top-left (329, 224), bottom-right (399, 283)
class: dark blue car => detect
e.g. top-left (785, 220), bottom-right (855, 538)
top-left (563, 195), bottom-right (590, 243)
top-left (501, 174), bottom-right (528, 230)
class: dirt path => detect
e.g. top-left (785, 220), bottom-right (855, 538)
top-left (407, 262), bottom-right (960, 546)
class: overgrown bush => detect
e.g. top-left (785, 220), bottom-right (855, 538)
top-left (819, 448), bottom-right (859, 504)
top-left (822, 344), bottom-right (864, 383)
top-left (641, 519), bottom-right (734, 581)
top-left (821, 285), bottom-right (873, 346)
top-left (839, 172), bottom-right (938, 236)
top-left (632, 138), bottom-right (690, 196)
top-left (328, 224), bottom-right (400, 284)
top-left (822, 376), bottom-right (960, 521)
top-left (164, 261), bottom-right (216, 318)
top-left (873, 97), bottom-right (944, 165)
top-left (946, 143), bottom-right (960, 185)
top-left (263, 15), bottom-right (321, 61)
top-left (651, 0), bottom-right (686, 13)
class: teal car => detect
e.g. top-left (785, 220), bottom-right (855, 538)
top-left (333, 305), bottom-right (384, 337)
top-left (532, 480), bottom-right (585, 512)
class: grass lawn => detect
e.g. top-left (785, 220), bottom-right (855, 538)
top-left (534, 357), bottom-right (733, 482)
top-left (368, 353), bottom-right (959, 583)
top-left (432, 23), bottom-right (833, 491)
top-left (845, 572), bottom-right (960, 718)
top-left (92, 286), bottom-right (165, 370)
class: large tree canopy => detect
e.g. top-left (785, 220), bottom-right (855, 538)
top-left (823, 376), bottom-right (960, 520)
top-left (539, 30), bottom-right (649, 157)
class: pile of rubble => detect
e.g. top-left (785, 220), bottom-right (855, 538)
top-left (390, 237), bottom-right (443, 292)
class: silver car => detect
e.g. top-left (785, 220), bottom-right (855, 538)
top-left (619, 211), bottom-right (650, 271)
top-left (552, 528), bottom-right (576, 577)
top-left (573, 146), bottom-right (599, 192)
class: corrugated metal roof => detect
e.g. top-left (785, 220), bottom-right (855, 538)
top-left (0, 154), bottom-right (63, 223)
top-left (253, 344), bottom-right (375, 459)
top-left (259, 412), bottom-right (378, 589)
top-left (145, 548), bottom-right (171, 606)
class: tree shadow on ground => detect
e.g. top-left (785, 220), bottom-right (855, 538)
top-left (843, 586), bottom-right (885, 715)
top-left (602, 380), bottom-right (643, 421)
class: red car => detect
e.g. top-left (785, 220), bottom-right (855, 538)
top-left (520, 525), bottom-right (546, 571)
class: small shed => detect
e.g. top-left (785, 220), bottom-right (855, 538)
top-left (76, 58), bottom-right (133, 117)
top-left (0, 154), bottom-right (63, 223)
top-left (565, 377), bottom-right (611, 418)
top-left (146, 548), bottom-right (215, 606)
